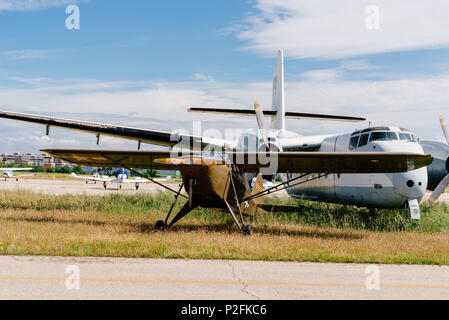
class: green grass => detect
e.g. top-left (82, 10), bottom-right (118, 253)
top-left (263, 196), bottom-right (449, 233)
top-left (0, 190), bottom-right (448, 264)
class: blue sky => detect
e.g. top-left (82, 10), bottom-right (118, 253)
top-left (1, 0), bottom-right (449, 153)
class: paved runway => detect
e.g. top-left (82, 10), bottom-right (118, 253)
top-left (0, 256), bottom-right (448, 300)
top-left (0, 178), bottom-right (176, 196)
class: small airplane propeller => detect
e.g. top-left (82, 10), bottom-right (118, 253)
top-left (441, 115), bottom-right (449, 145)
top-left (254, 100), bottom-right (270, 151)
top-left (427, 115), bottom-right (449, 205)
top-left (254, 100), bottom-right (269, 150)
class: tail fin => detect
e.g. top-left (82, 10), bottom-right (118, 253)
top-left (271, 50), bottom-right (285, 132)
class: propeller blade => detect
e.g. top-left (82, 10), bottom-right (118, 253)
top-left (254, 100), bottom-right (269, 149)
top-left (440, 115), bottom-right (449, 145)
top-left (427, 173), bottom-right (449, 205)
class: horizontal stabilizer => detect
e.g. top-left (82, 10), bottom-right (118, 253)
top-left (188, 108), bottom-right (365, 122)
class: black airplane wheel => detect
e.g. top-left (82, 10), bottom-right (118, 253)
top-left (155, 220), bottom-right (166, 230)
top-left (243, 224), bottom-right (254, 235)
top-left (135, 184), bottom-right (139, 190)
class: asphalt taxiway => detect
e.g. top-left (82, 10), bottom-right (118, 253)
top-left (0, 256), bottom-right (448, 300)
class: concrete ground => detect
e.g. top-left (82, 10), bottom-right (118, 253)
top-left (0, 256), bottom-right (448, 300)
top-left (0, 179), bottom-right (447, 300)
top-left (0, 178), bottom-right (176, 196)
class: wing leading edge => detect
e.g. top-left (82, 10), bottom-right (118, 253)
top-left (0, 110), bottom-right (233, 149)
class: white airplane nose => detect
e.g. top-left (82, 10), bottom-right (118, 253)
top-left (393, 168), bottom-right (427, 201)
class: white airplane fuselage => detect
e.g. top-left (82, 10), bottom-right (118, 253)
top-left (278, 126), bottom-right (428, 208)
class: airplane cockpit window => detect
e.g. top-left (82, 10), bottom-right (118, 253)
top-left (358, 133), bottom-right (369, 147)
top-left (398, 132), bottom-right (417, 142)
top-left (369, 131), bottom-right (398, 142)
top-left (349, 135), bottom-right (359, 150)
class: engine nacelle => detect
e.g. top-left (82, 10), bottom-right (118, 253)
top-left (421, 140), bottom-right (449, 191)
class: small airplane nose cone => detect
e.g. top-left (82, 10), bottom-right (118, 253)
top-left (393, 168), bottom-right (427, 201)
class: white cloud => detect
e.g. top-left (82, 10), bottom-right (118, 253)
top-left (0, 74), bottom-right (447, 148)
top-left (300, 69), bottom-right (340, 82)
top-left (192, 73), bottom-right (215, 82)
top-left (0, 0), bottom-right (82, 11)
top-left (236, 0), bottom-right (449, 59)
top-left (4, 49), bottom-right (48, 60)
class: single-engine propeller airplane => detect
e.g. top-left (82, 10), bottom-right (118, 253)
top-left (0, 50), bottom-right (439, 232)
top-left (42, 148), bottom-right (431, 234)
top-left (72, 168), bottom-right (152, 190)
top-left (0, 168), bottom-right (35, 181)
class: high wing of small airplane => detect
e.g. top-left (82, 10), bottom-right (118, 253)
top-left (42, 149), bottom-right (431, 174)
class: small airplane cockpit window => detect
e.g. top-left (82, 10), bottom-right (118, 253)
top-left (369, 131), bottom-right (398, 142)
top-left (349, 135), bottom-right (359, 150)
top-left (358, 133), bottom-right (369, 147)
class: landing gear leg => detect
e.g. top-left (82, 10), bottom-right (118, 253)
top-left (103, 182), bottom-right (107, 189)
top-left (135, 183), bottom-right (139, 190)
top-left (155, 184), bottom-right (184, 230)
top-left (227, 170), bottom-right (254, 235)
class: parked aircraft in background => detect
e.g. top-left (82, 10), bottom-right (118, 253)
top-left (72, 169), bottom-right (152, 190)
top-left (0, 50), bottom-right (439, 224)
top-left (0, 168), bottom-right (35, 181)
top-left (71, 172), bottom-right (110, 184)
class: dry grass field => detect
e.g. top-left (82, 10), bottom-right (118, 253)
top-left (0, 190), bottom-right (448, 264)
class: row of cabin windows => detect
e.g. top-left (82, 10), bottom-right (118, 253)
top-left (349, 131), bottom-right (417, 149)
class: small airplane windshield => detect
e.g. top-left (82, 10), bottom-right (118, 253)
top-left (398, 132), bottom-right (416, 142)
top-left (369, 131), bottom-right (398, 142)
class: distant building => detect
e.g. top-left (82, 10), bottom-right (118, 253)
top-left (1, 153), bottom-right (69, 168)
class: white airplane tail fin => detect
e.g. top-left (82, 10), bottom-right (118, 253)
top-left (271, 50), bottom-right (285, 132)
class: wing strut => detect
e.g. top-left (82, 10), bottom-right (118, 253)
top-left (99, 153), bottom-right (188, 198)
top-left (243, 173), bottom-right (327, 202)
top-left (125, 167), bottom-right (188, 199)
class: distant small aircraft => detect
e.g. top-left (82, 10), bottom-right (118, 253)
top-left (71, 168), bottom-right (154, 190)
top-left (0, 168), bottom-right (35, 181)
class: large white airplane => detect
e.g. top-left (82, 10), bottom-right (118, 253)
top-left (72, 168), bottom-right (152, 190)
top-left (0, 168), bottom-right (35, 181)
top-left (188, 51), bottom-right (448, 219)
top-left (0, 50), bottom-right (442, 221)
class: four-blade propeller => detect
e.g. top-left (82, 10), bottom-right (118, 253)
top-left (427, 115), bottom-right (449, 205)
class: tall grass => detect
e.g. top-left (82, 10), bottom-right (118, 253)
top-left (262, 196), bottom-right (449, 233)
top-left (0, 190), bottom-right (448, 263)
top-left (0, 190), bottom-right (447, 233)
